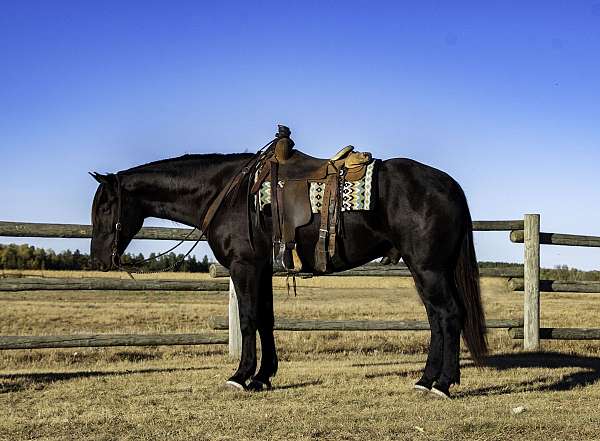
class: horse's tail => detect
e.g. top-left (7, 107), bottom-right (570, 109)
top-left (455, 212), bottom-right (488, 365)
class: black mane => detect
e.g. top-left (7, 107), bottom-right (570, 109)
top-left (122, 152), bottom-right (254, 174)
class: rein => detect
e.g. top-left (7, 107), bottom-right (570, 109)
top-left (109, 136), bottom-right (279, 276)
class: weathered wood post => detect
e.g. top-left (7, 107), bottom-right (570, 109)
top-left (523, 214), bottom-right (541, 351)
top-left (228, 278), bottom-right (242, 357)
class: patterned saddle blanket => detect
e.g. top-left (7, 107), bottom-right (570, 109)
top-left (256, 161), bottom-right (377, 213)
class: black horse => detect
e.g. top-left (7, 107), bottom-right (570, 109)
top-left (89, 143), bottom-right (486, 399)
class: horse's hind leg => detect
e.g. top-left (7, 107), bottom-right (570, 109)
top-left (247, 266), bottom-right (278, 391)
top-left (413, 302), bottom-right (443, 392)
top-left (411, 267), bottom-right (464, 399)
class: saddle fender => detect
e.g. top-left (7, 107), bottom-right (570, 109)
top-left (280, 181), bottom-right (312, 243)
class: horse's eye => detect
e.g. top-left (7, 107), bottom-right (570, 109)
top-left (101, 205), bottom-right (111, 215)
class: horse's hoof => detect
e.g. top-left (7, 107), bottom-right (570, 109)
top-left (224, 380), bottom-right (246, 391)
top-left (413, 378), bottom-right (433, 394)
top-left (413, 384), bottom-right (430, 394)
top-left (429, 384), bottom-right (451, 400)
top-left (247, 379), bottom-right (272, 392)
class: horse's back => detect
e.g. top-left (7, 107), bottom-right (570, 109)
top-left (377, 158), bottom-right (471, 263)
top-left (292, 157), bottom-right (471, 273)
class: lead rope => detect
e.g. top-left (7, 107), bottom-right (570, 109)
top-left (116, 232), bottom-right (203, 278)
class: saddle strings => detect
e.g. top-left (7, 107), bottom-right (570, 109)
top-left (285, 272), bottom-right (297, 297)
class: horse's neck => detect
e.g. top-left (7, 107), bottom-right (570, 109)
top-left (122, 158), bottom-right (245, 228)
top-left (142, 183), bottom-right (204, 227)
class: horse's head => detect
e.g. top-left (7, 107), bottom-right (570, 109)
top-left (89, 172), bottom-right (143, 271)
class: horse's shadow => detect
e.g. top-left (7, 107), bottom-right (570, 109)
top-left (0, 366), bottom-right (214, 394)
top-left (456, 351), bottom-right (600, 398)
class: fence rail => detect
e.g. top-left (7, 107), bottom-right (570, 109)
top-left (0, 221), bottom-right (203, 241)
top-left (208, 317), bottom-right (522, 331)
top-left (0, 333), bottom-right (228, 350)
top-left (509, 328), bottom-right (600, 340)
top-left (0, 277), bottom-right (228, 292)
top-left (208, 263), bottom-right (525, 279)
top-left (509, 278), bottom-right (600, 294)
top-left (510, 230), bottom-right (600, 248)
top-left (472, 220), bottom-right (524, 231)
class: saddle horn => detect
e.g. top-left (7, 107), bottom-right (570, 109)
top-left (274, 124), bottom-right (294, 162)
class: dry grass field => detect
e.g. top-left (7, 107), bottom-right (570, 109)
top-left (1, 272), bottom-right (600, 440)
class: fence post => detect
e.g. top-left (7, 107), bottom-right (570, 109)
top-left (228, 278), bottom-right (242, 358)
top-left (523, 214), bottom-right (541, 351)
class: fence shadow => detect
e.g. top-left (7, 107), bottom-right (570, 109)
top-left (351, 359), bottom-right (425, 368)
top-left (275, 379), bottom-right (323, 390)
top-left (457, 351), bottom-right (600, 397)
top-left (0, 366), bottom-right (215, 394)
top-left (361, 360), bottom-right (475, 380)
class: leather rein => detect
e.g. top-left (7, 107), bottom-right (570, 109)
top-left (109, 137), bottom-right (278, 275)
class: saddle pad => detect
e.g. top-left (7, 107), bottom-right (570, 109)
top-left (257, 161), bottom-right (376, 213)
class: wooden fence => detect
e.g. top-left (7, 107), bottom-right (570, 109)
top-left (1, 216), bottom-right (600, 354)
top-left (506, 215), bottom-right (600, 349)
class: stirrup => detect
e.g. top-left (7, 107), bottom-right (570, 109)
top-left (273, 241), bottom-right (285, 268)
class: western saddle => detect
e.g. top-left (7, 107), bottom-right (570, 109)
top-left (250, 125), bottom-right (372, 274)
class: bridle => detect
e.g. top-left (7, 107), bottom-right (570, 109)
top-left (110, 173), bottom-right (124, 269)
top-left (106, 135), bottom-right (279, 275)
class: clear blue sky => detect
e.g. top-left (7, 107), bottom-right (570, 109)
top-left (1, 1), bottom-right (600, 269)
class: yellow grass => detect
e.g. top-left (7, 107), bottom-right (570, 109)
top-left (1, 273), bottom-right (599, 440)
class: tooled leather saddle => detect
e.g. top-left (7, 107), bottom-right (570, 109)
top-left (250, 125), bottom-right (372, 274)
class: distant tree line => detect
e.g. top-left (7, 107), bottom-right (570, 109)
top-left (0, 243), bottom-right (210, 272)
top-left (478, 261), bottom-right (523, 268)
top-left (541, 265), bottom-right (600, 282)
top-left (479, 261), bottom-right (600, 281)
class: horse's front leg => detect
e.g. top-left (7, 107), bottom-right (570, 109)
top-left (247, 265), bottom-right (278, 391)
top-left (226, 261), bottom-right (260, 390)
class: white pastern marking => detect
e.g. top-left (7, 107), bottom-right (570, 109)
top-left (413, 384), bottom-right (430, 392)
top-left (429, 387), bottom-right (451, 400)
top-left (225, 380), bottom-right (245, 390)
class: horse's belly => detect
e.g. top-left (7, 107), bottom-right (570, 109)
top-left (294, 210), bottom-right (391, 273)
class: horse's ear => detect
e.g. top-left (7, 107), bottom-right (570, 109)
top-left (89, 172), bottom-right (109, 184)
